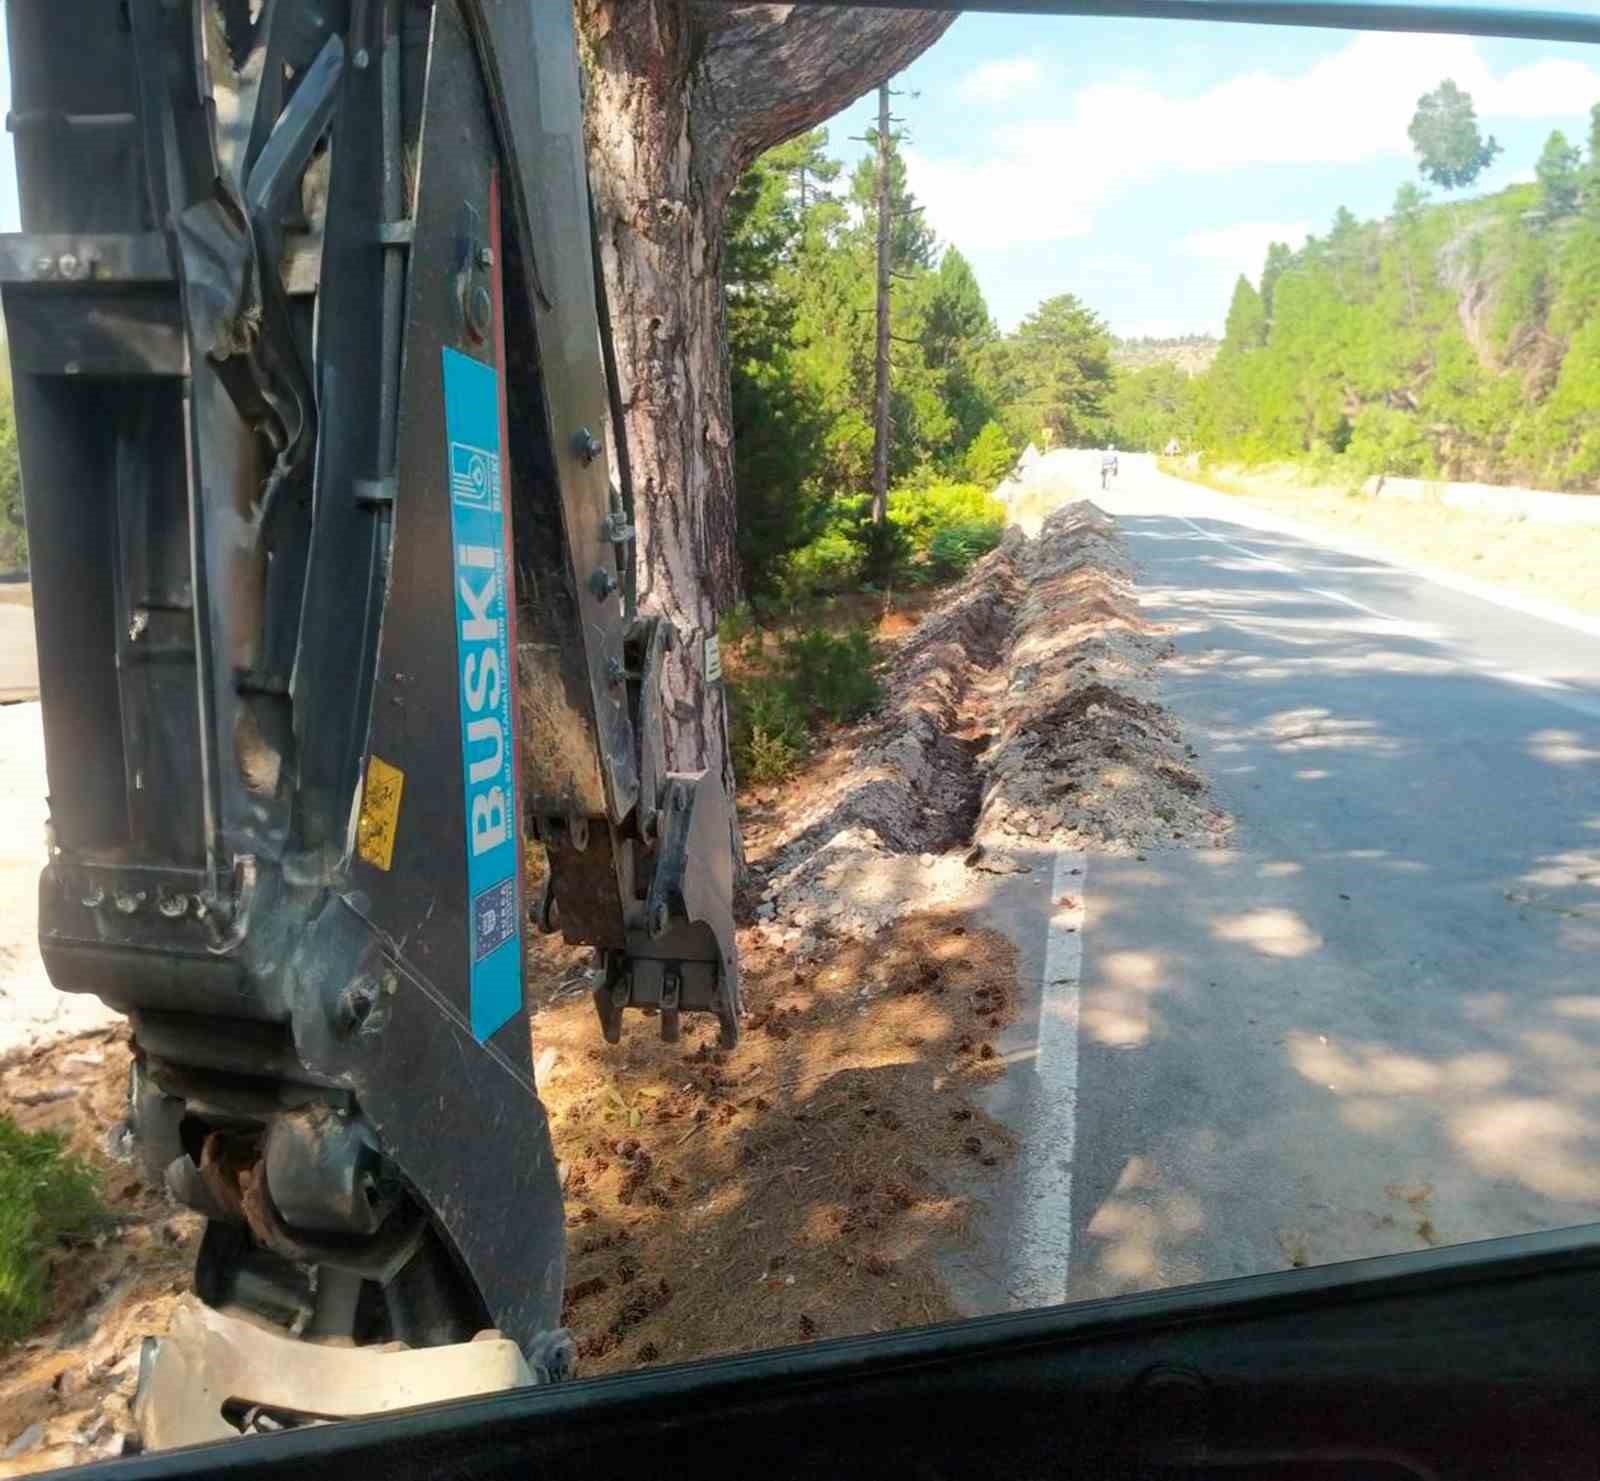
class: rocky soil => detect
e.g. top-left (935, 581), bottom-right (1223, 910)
top-left (747, 501), bottom-right (1229, 941)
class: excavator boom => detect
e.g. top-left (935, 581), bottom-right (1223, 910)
top-left (3, 0), bottom-right (737, 1370)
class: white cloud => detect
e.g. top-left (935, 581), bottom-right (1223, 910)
top-left (1181, 221), bottom-right (1310, 279)
top-left (905, 33), bottom-right (1600, 253)
top-left (1480, 58), bottom-right (1600, 118)
top-left (955, 57), bottom-right (1043, 105)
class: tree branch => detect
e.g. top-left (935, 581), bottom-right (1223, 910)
top-left (688, 5), bottom-right (956, 204)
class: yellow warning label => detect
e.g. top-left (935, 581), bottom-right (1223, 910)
top-left (356, 755), bottom-right (405, 872)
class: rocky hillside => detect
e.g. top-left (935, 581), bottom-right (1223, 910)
top-left (1111, 335), bottom-right (1218, 376)
top-left (1192, 156), bottom-right (1600, 491)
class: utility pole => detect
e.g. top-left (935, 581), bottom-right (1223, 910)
top-left (871, 80), bottom-right (892, 526)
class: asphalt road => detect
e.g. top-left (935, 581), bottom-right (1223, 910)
top-left (962, 452), bottom-right (1600, 1312)
top-left (0, 597), bottom-right (39, 703)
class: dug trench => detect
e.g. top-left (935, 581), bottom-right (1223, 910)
top-left (0, 501), bottom-right (1228, 1459)
top-left (535, 499), bottom-right (1230, 1374)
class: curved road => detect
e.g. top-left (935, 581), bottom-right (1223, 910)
top-left (964, 451), bottom-right (1600, 1311)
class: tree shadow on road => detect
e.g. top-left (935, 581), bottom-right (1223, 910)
top-left (1059, 513), bottom-right (1600, 1301)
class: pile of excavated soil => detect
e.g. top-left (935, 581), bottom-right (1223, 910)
top-left (535, 912), bottom-right (1018, 1373)
top-left (747, 501), bottom-right (1228, 936)
top-left (974, 502), bottom-right (1229, 866)
top-left (0, 1028), bottom-right (198, 1475)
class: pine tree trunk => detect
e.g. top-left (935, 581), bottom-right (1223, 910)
top-left (871, 81), bottom-right (892, 526)
top-left (575, 2), bottom-right (953, 786)
top-left (580, 16), bottom-right (736, 783)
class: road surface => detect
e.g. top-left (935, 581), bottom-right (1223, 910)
top-left (0, 594), bottom-right (39, 703)
top-left (0, 702), bottom-right (124, 1053)
top-left (962, 451), bottom-right (1600, 1311)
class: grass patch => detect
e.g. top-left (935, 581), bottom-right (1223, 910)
top-left (726, 626), bottom-right (884, 786)
top-left (0, 1115), bottom-right (102, 1343)
top-left (1156, 455), bottom-right (1363, 498)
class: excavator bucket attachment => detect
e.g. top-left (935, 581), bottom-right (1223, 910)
top-left (1, 0), bottom-right (738, 1367)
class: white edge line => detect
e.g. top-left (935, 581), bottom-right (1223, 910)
top-left (1172, 508), bottom-right (1600, 723)
top-left (1175, 514), bottom-right (1406, 623)
top-left (1303, 586), bottom-right (1398, 622)
top-left (1175, 481), bottom-right (1600, 641)
top-left (1010, 848), bottom-right (1086, 1310)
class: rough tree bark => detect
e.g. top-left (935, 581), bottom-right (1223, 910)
top-left (575, 3), bottom-right (955, 794)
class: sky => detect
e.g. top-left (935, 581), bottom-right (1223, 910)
top-left (1, 11), bottom-right (1596, 341)
top-left (822, 13), bottom-right (1600, 336)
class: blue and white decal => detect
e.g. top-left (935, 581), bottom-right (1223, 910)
top-left (441, 348), bottom-right (520, 1041)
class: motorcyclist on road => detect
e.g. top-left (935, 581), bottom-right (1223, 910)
top-left (1100, 444), bottom-right (1119, 491)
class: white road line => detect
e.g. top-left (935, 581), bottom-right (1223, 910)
top-left (1176, 515), bottom-right (1405, 621)
top-left (1168, 480), bottom-right (1600, 642)
top-left (1303, 586), bottom-right (1399, 621)
top-left (1009, 848), bottom-right (1087, 1311)
top-left (1173, 512), bottom-right (1600, 724)
top-left (1174, 516), bottom-right (1300, 578)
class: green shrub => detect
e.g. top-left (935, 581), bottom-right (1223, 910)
top-left (744, 724), bottom-right (805, 784)
top-left (870, 480), bottom-right (1007, 586)
top-left (780, 627), bottom-right (881, 725)
top-left (774, 482), bottom-right (1007, 598)
top-left (717, 603), bottom-right (758, 655)
top-left (857, 518), bottom-right (912, 588)
top-left (1345, 406), bottom-right (1435, 478)
top-left (962, 420), bottom-right (1016, 485)
top-left (779, 529), bottom-right (865, 598)
top-left (886, 480), bottom-right (1005, 555)
top-left (728, 674), bottom-right (809, 783)
top-left (745, 677), bottom-right (809, 744)
top-left (928, 518), bottom-right (1003, 577)
top-left (0, 1116), bottom-right (101, 1342)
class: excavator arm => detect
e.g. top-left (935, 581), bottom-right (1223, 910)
top-left (2, 0), bottom-right (737, 1373)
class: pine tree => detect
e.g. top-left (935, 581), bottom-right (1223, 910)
top-left (1537, 130), bottom-right (1582, 219)
top-left (919, 248), bottom-right (998, 455)
top-left (1260, 241), bottom-right (1295, 321)
top-left (1001, 295), bottom-right (1114, 447)
top-left (1221, 276), bottom-right (1267, 355)
top-left (1392, 182), bottom-right (1430, 320)
top-left (1409, 80), bottom-right (1501, 192)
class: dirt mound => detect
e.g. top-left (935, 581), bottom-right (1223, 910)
top-left (975, 501), bottom-right (1228, 863)
top-left (750, 501), bottom-right (1227, 933)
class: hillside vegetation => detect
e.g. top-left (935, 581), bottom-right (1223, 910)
top-left (1114, 100), bottom-right (1600, 491)
top-left (724, 128), bottom-right (1122, 607)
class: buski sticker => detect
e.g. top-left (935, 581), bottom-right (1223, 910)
top-left (441, 348), bottom-right (520, 1041)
